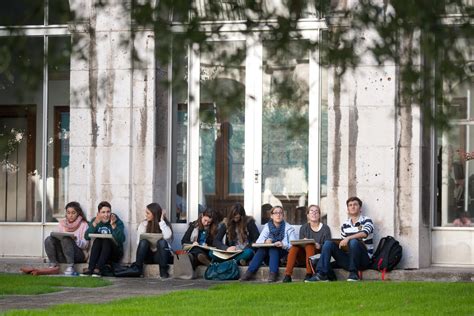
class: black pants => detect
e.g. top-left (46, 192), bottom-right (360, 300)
top-left (135, 239), bottom-right (172, 274)
top-left (88, 238), bottom-right (122, 271)
top-left (44, 236), bottom-right (85, 265)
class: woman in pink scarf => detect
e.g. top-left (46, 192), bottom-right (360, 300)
top-left (42, 202), bottom-right (89, 275)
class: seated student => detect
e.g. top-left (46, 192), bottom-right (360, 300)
top-left (135, 203), bottom-right (173, 278)
top-left (283, 204), bottom-right (331, 282)
top-left (306, 196), bottom-right (374, 282)
top-left (240, 206), bottom-right (297, 283)
top-left (211, 203), bottom-right (259, 265)
top-left (83, 201), bottom-right (125, 277)
top-left (181, 208), bottom-right (218, 267)
top-left (41, 202), bottom-right (89, 275)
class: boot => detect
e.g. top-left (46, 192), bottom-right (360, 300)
top-left (160, 265), bottom-right (170, 279)
top-left (268, 272), bottom-right (278, 283)
top-left (240, 270), bottom-right (255, 281)
top-left (197, 253), bottom-right (211, 266)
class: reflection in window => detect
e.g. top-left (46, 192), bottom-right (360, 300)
top-left (199, 41), bottom-right (245, 221)
top-left (261, 41), bottom-right (309, 225)
top-left (0, 37), bottom-right (44, 222)
top-left (436, 35), bottom-right (474, 227)
top-left (46, 37), bottom-right (71, 222)
top-left (171, 43), bottom-right (189, 223)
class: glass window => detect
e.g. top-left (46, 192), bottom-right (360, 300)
top-left (171, 42), bottom-right (189, 223)
top-left (0, 1), bottom-right (44, 26)
top-left (0, 37), bottom-right (44, 222)
top-left (199, 41), bottom-right (246, 221)
top-left (261, 40), bottom-right (309, 225)
top-left (435, 35), bottom-right (474, 227)
top-left (46, 37), bottom-right (71, 222)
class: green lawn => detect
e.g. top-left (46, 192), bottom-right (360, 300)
top-left (0, 273), bottom-right (111, 297)
top-left (4, 281), bottom-right (474, 316)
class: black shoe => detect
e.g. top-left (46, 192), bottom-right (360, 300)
top-left (160, 266), bottom-right (170, 279)
top-left (268, 272), bottom-right (278, 283)
top-left (282, 275), bottom-right (292, 283)
top-left (327, 269), bottom-right (337, 281)
top-left (347, 272), bottom-right (359, 282)
top-left (197, 253), bottom-right (211, 266)
top-left (304, 274), bottom-right (313, 281)
top-left (240, 270), bottom-right (255, 281)
top-left (305, 273), bottom-right (328, 282)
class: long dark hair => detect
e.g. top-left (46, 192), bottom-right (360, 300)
top-left (226, 203), bottom-right (248, 244)
top-left (196, 208), bottom-right (218, 239)
top-left (146, 202), bottom-right (172, 234)
top-left (65, 201), bottom-right (87, 222)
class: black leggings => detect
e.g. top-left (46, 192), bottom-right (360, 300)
top-left (88, 238), bottom-right (122, 271)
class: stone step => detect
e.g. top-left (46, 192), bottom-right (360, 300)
top-left (2, 259), bottom-right (472, 282)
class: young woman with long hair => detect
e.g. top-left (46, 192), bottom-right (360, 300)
top-left (133, 202), bottom-right (173, 278)
top-left (211, 203), bottom-right (259, 265)
top-left (181, 208), bottom-right (218, 267)
top-left (37, 202), bottom-right (89, 275)
top-left (240, 206), bottom-right (297, 282)
top-left (283, 204), bottom-right (331, 282)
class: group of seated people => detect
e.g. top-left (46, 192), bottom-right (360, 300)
top-left (32, 196), bottom-right (374, 282)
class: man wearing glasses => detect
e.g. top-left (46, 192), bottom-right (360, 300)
top-left (306, 196), bottom-right (374, 282)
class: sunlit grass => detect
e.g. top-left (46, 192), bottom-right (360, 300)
top-left (4, 281), bottom-right (474, 315)
top-left (0, 273), bottom-right (111, 297)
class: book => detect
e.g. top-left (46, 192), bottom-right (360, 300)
top-left (182, 243), bottom-right (217, 252)
top-left (89, 233), bottom-right (117, 245)
top-left (252, 242), bottom-right (277, 248)
top-left (50, 232), bottom-right (75, 239)
top-left (210, 248), bottom-right (243, 260)
top-left (139, 233), bottom-right (163, 245)
top-left (290, 239), bottom-right (316, 246)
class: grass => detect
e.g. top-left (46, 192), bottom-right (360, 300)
top-left (3, 281), bottom-right (474, 316)
top-left (0, 273), bottom-right (111, 297)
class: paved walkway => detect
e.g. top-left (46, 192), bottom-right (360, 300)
top-left (0, 277), bottom-right (219, 313)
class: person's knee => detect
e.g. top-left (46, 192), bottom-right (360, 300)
top-left (138, 239), bottom-right (149, 249)
top-left (44, 236), bottom-right (55, 246)
top-left (348, 239), bottom-right (359, 249)
top-left (322, 240), bottom-right (334, 252)
top-left (157, 239), bottom-right (168, 249)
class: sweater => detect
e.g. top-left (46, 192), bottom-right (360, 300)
top-left (136, 220), bottom-right (173, 246)
top-left (57, 219), bottom-right (90, 250)
top-left (256, 221), bottom-right (297, 250)
top-left (298, 222), bottom-right (332, 246)
top-left (85, 214), bottom-right (125, 254)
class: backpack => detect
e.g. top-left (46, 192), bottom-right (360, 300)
top-left (371, 236), bottom-right (402, 280)
top-left (204, 259), bottom-right (240, 281)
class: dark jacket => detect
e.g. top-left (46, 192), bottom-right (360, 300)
top-left (213, 217), bottom-right (259, 250)
top-left (181, 221), bottom-right (215, 246)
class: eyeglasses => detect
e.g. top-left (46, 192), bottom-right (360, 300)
top-left (308, 210), bottom-right (320, 214)
top-left (272, 211), bottom-right (283, 215)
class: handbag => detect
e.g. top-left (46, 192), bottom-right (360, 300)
top-left (204, 259), bottom-right (240, 281)
top-left (173, 251), bottom-right (195, 280)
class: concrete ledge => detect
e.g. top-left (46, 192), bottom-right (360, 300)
top-left (1, 258), bottom-right (472, 282)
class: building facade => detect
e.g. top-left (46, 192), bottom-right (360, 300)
top-left (0, 0), bottom-right (472, 268)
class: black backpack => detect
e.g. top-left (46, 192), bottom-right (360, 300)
top-left (371, 236), bottom-right (402, 278)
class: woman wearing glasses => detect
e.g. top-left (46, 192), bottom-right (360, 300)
top-left (283, 204), bottom-right (331, 282)
top-left (240, 206), bottom-right (297, 282)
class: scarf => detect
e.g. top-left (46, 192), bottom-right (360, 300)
top-left (268, 219), bottom-right (285, 242)
top-left (62, 216), bottom-right (83, 232)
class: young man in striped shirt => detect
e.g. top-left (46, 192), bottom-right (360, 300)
top-left (306, 196), bottom-right (374, 282)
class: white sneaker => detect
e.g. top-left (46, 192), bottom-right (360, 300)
top-left (64, 266), bottom-right (75, 276)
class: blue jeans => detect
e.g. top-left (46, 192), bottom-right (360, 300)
top-left (248, 247), bottom-right (288, 274)
top-left (316, 239), bottom-right (370, 275)
top-left (135, 239), bottom-right (172, 271)
top-left (209, 248), bottom-right (254, 263)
